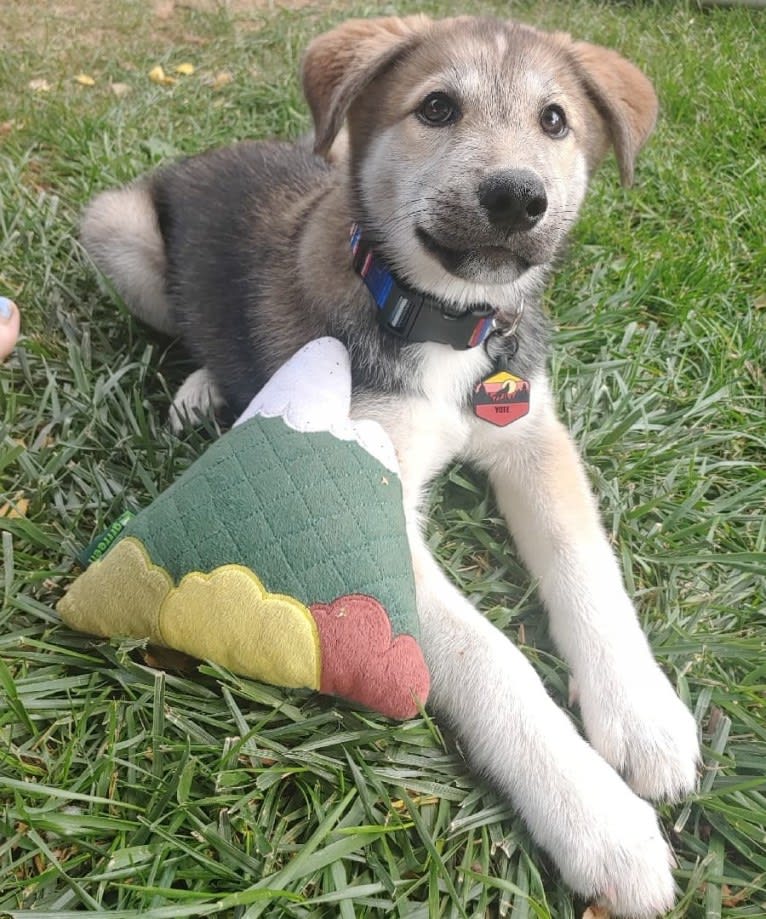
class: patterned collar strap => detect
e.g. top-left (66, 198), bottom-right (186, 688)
top-left (350, 224), bottom-right (496, 350)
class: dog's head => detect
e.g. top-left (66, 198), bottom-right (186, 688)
top-left (302, 16), bottom-right (657, 307)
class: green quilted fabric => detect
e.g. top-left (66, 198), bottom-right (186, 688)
top-left (123, 415), bottom-right (418, 639)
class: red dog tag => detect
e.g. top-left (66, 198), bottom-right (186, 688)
top-left (472, 370), bottom-right (530, 427)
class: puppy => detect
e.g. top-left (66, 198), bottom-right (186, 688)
top-left (81, 16), bottom-right (699, 916)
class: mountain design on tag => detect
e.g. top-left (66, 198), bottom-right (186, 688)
top-left (472, 370), bottom-right (530, 427)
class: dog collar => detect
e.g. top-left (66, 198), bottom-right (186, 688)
top-left (350, 223), bottom-right (496, 350)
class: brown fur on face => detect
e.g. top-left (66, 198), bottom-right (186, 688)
top-left (301, 15), bottom-right (431, 156)
top-left (302, 15), bottom-right (658, 186)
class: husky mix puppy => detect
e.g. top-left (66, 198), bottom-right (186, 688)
top-left (81, 16), bottom-right (699, 916)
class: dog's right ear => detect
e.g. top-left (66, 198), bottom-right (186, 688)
top-left (302, 16), bottom-right (430, 157)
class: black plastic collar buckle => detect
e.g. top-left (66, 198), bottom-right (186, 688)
top-left (377, 285), bottom-right (495, 349)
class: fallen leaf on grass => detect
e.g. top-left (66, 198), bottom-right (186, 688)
top-left (722, 882), bottom-right (760, 908)
top-left (28, 79), bottom-right (51, 93)
top-left (175, 62), bottom-right (195, 75)
top-left (0, 494), bottom-right (29, 518)
top-left (74, 73), bottom-right (96, 86)
top-left (153, 0), bottom-right (175, 19)
top-left (149, 65), bottom-right (175, 86)
top-left (142, 645), bottom-right (198, 672)
top-left (707, 705), bottom-right (724, 733)
top-left (391, 794), bottom-right (439, 812)
top-left (211, 70), bottom-right (233, 89)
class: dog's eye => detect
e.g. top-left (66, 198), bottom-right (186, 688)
top-left (540, 104), bottom-right (568, 138)
top-left (417, 92), bottom-right (460, 126)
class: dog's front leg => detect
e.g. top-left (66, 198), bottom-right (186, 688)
top-left (409, 530), bottom-right (675, 917)
top-left (471, 390), bottom-right (699, 802)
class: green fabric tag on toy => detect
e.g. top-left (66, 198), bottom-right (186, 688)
top-left (77, 510), bottom-right (135, 567)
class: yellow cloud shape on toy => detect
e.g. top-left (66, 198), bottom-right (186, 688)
top-left (159, 567), bottom-right (321, 689)
top-left (57, 537), bottom-right (172, 641)
top-left (58, 538), bottom-right (321, 691)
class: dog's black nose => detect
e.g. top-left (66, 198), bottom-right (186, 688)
top-left (478, 170), bottom-right (548, 233)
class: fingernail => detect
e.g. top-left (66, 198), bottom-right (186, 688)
top-left (0, 297), bottom-right (15, 321)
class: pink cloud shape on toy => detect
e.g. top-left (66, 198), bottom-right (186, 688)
top-left (311, 594), bottom-right (430, 720)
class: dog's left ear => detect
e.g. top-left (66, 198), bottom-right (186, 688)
top-left (302, 15), bottom-right (430, 157)
top-left (568, 41), bottom-right (659, 186)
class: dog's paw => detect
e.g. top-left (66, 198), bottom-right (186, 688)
top-left (169, 368), bottom-right (223, 433)
top-left (582, 807), bottom-right (675, 918)
top-left (556, 768), bottom-right (676, 917)
top-left (579, 662), bottom-right (699, 802)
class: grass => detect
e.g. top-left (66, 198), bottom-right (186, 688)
top-left (1, 0), bottom-right (764, 915)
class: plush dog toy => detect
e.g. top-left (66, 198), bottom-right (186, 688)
top-left (58, 338), bottom-right (429, 719)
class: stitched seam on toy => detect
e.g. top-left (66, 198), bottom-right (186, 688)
top-left (253, 419), bottom-right (387, 602)
top-left (167, 454), bottom-right (241, 578)
top-left (257, 423), bottom-right (354, 600)
top-left (203, 433), bottom-right (399, 605)
top-left (313, 438), bottom-right (411, 612)
top-left (225, 439), bottom-right (300, 595)
top-left (309, 434), bottom-right (403, 602)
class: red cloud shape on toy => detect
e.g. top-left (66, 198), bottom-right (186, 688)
top-left (311, 594), bottom-right (430, 720)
